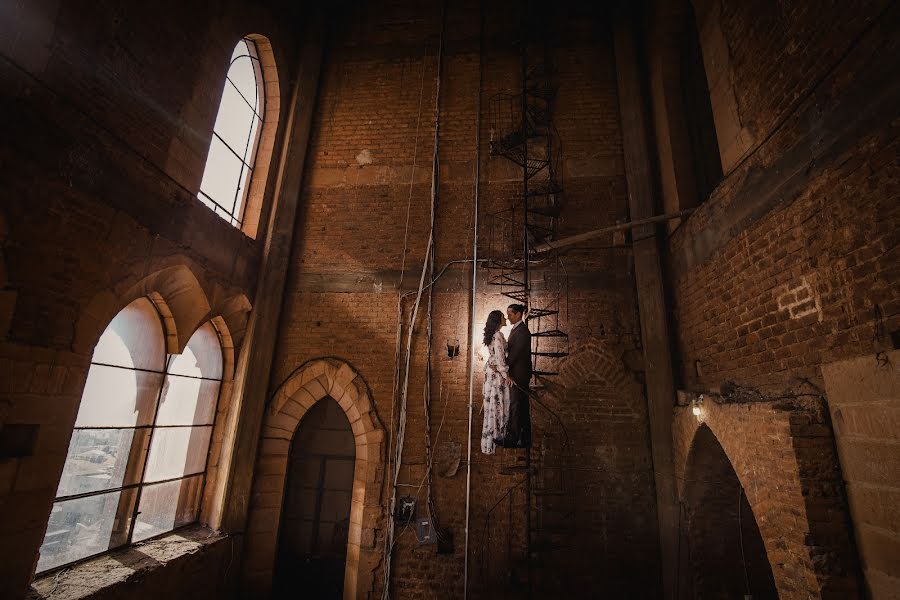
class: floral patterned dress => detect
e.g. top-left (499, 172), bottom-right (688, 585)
top-left (481, 330), bottom-right (511, 454)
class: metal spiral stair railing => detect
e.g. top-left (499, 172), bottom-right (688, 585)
top-left (481, 35), bottom-right (577, 598)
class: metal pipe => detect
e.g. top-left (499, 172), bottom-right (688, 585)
top-left (464, 0), bottom-right (485, 596)
top-left (519, 7), bottom-right (534, 599)
top-left (530, 208), bottom-right (697, 253)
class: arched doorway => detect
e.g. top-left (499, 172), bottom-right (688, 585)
top-left (680, 425), bottom-right (778, 599)
top-left (273, 397), bottom-right (355, 598)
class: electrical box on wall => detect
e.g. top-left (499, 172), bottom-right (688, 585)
top-left (416, 518), bottom-right (436, 545)
top-left (395, 496), bottom-right (416, 524)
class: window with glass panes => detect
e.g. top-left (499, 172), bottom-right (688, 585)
top-left (197, 38), bottom-right (265, 227)
top-left (37, 298), bottom-right (224, 573)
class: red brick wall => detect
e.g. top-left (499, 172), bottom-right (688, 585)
top-left (669, 0), bottom-right (899, 397)
top-left (5, 0), bottom-right (892, 597)
top-left (693, 0), bottom-right (893, 172)
top-left (666, 1), bottom-right (899, 597)
top-left (712, 0), bottom-right (890, 160)
top-left (265, 0), bottom-right (660, 597)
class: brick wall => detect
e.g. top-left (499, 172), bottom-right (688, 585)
top-left (0, 1), bottom-right (302, 596)
top-left (693, 0), bottom-right (892, 173)
top-left (4, 0), bottom-right (894, 597)
top-left (677, 422), bottom-right (776, 599)
top-left (263, 0), bottom-right (660, 597)
top-left (665, 1), bottom-right (899, 597)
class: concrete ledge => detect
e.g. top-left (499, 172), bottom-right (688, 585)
top-left (28, 526), bottom-right (237, 600)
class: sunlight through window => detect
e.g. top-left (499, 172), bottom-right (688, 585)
top-left (38, 302), bottom-right (224, 573)
top-left (198, 38), bottom-right (265, 228)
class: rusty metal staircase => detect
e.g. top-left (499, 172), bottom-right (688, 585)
top-left (486, 64), bottom-right (569, 389)
top-left (481, 15), bottom-right (574, 597)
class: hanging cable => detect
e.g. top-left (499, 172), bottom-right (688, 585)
top-left (382, 3), bottom-right (446, 597)
top-left (423, 0), bottom-right (448, 544)
top-left (464, 0), bottom-right (485, 596)
top-left (382, 34), bottom-right (430, 593)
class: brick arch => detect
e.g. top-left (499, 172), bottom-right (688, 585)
top-left (672, 401), bottom-right (822, 598)
top-left (556, 340), bottom-right (644, 405)
top-left (242, 358), bottom-right (385, 599)
top-left (680, 423), bottom-right (778, 598)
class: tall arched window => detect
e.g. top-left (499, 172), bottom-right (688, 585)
top-left (198, 38), bottom-right (266, 228)
top-left (38, 299), bottom-right (224, 572)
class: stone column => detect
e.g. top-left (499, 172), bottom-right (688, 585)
top-left (614, 7), bottom-right (680, 600)
top-left (214, 12), bottom-right (326, 535)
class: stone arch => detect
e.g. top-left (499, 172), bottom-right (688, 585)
top-left (210, 292), bottom-right (252, 352)
top-left (237, 33), bottom-right (280, 239)
top-left (73, 263), bottom-right (212, 355)
top-left (672, 399), bottom-right (822, 597)
top-left (208, 315), bottom-right (236, 382)
top-left (242, 358), bottom-right (384, 599)
top-left (70, 261), bottom-right (254, 536)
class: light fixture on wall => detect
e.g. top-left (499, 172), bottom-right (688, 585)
top-left (446, 338), bottom-right (460, 359)
top-left (692, 394), bottom-right (704, 417)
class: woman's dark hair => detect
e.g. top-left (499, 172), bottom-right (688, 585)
top-left (483, 310), bottom-right (504, 346)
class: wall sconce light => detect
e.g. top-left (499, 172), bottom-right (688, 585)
top-left (692, 394), bottom-right (704, 417)
top-left (446, 338), bottom-right (460, 359)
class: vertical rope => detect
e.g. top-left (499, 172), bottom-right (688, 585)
top-left (381, 3), bottom-right (446, 596)
top-left (464, 0), bottom-right (485, 596)
top-left (423, 0), bottom-right (448, 541)
top-left (383, 38), bottom-right (429, 598)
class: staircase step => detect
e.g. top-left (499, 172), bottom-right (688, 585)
top-left (482, 260), bottom-right (523, 271)
top-left (526, 308), bottom-right (558, 318)
top-left (532, 370), bottom-right (559, 377)
top-left (526, 182), bottom-right (563, 198)
top-left (528, 205), bottom-right (562, 218)
top-left (526, 222), bottom-right (553, 234)
top-left (502, 290), bottom-right (529, 303)
top-left (532, 351), bottom-right (569, 358)
top-left (499, 464), bottom-right (534, 475)
top-left (525, 159), bottom-right (550, 178)
top-left (532, 329), bottom-right (568, 338)
top-left (488, 274), bottom-right (525, 286)
top-left (490, 127), bottom-right (550, 159)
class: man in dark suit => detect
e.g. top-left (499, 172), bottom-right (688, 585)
top-left (503, 303), bottom-right (532, 448)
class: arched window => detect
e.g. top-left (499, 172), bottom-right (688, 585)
top-left (198, 38), bottom-right (266, 229)
top-left (37, 300), bottom-right (224, 572)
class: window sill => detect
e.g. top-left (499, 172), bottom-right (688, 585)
top-left (28, 526), bottom-right (234, 600)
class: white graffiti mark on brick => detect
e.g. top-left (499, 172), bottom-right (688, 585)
top-left (777, 276), bottom-right (823, 321)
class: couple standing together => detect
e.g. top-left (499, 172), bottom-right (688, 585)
top-left (481, 303), bottom-right (532, 454)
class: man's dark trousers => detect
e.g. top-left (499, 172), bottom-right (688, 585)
top-left (504, 321), bottom-right (532, 448)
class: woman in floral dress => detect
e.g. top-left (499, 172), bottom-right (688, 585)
top-left (481, 310), bottom-right (510, 454)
